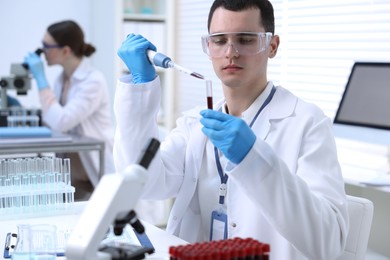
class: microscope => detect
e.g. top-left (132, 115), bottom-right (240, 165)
top-left (0, 63), bottom-right (32, 107)
top-left (0, 48), bottom-right (43, 107)
top-left (0, 49), bottom-right (43, 126)
top-left (66, 138), bottom-right (160, 260)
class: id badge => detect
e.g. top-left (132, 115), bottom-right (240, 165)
top-left (210, 210), bottom-right (228, 241)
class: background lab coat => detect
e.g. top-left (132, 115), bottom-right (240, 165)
top-left (43, 59), bottom-right (115, 185)
top-left (114, 76), bottom-right (349, 260)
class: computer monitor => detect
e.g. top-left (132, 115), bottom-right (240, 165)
top-left (333, 62), bottom-right (390, 145)
top-left (334, 62), bottom-right (390, 129)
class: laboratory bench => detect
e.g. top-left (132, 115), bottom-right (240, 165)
top-left (1, 200), bottom-right (387, 259)
top-left (0, 202), bottom-right (188, 259)
top-left (0, 134), bottom-right (105, 179)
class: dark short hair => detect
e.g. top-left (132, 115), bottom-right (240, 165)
top-left (207, 0), bottom-right (275, 34)
top-left (47, 20), bottom-right (96, 58)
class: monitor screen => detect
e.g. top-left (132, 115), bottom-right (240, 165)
top-left (334, 62), bottom-right (390, 130)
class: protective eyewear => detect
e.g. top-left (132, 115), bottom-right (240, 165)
top-left (42, 41), bottom-right (63, 49)
top-left (201, 32), bottom-right (273, 58)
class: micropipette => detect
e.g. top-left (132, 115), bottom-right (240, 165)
top-left (147, 50), bottom-right (213, 109)
top-left (147, 50), bottom-right (205, 80)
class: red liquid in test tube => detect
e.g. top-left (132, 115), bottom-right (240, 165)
top-left (206, 80), bottom-right (213, 110)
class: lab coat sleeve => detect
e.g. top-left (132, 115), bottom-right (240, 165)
top-left (43, 71), bottom-right (107, 132)
top-left (113, 76), bottom-right (190, 199)
top-left (113, 75), bottom-right (161, 172)
top-left (226, 106), bottom-right (348, 259)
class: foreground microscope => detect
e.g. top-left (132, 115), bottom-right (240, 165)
top-left (66, 138), bottom-right (160, 260)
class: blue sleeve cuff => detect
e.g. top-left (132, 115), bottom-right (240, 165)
top-left (225, 161), bottom-right (237, 172)
top-left (119, 74), bottom-right (159, 85)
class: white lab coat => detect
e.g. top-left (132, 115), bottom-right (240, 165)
top-left (43, 59), bottom-right (115, 186)
top-left (114, 76), bottom-right (349, 260)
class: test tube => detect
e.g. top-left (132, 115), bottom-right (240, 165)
top-left (54, 158), bottom-right (63, 206)
top-left (63, 158), bottom-right (73, 204)
top-left (4, 178), bottom-right (11, 212)
top-left (63, 158), bottom-right (71, 186)
top-left (54, 157), bottom-right (63, 182)
top-left (44, 157), bottom-right (54, 208)
top-left (7, 117), bottom-right (15, 127)
top-left (13, 175), bottom-right (21, 214)
top-left (29, 108), bottom-right (40, 126)
top-left (206, 80), bottom-right (213, 110)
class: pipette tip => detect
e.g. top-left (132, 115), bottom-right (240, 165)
top-left (191, 72), bottom-right (205, 80)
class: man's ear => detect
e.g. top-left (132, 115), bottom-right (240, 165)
top-left (268, 35), bottom-right (280, 58)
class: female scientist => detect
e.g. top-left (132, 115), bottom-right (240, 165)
top-left (23, 20), bottom-right (115, 196)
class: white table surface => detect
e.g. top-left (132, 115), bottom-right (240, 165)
top-left (0, 202), bottom-right (187, 259)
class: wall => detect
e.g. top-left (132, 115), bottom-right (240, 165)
top-left (89, 1), bottom-right (122, 121)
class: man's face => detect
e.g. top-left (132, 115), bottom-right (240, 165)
top-left (208, 7), bottom-right (277, 89)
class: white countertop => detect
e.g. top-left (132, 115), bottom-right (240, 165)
top-left (0, 202), bottom-right (187, 259)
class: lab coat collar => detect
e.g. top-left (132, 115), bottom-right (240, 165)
top-left (251, 84), bottom-right (298, 140)
top-left (58, 58), bottom-right (91, 84)
top-left (213, 82), bottom-right (297, 140)
top-left (213, 82), bottom-right (297, 121)
top-left (70, 58), bottom-right (91, 81)
top-left (183, 82), bottom-right (297, 155)
top-left (266, 84), bottom-right (297, 120)
top-left (240, 81), bottom-right (297, 122)
top-left (53, 59), bottom-right (93, 100)
top-left (241, 81), bottom-right (274, 125)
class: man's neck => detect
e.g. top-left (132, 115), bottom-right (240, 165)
top-left (223, 82), bottom-right (268, 116)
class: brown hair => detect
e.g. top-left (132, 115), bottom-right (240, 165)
top-left (47, 20), bottom-right (96, 58)
top-left (208, 0), bottom-right (275, 34)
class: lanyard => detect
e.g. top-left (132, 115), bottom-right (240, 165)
top-left (214, 86), bottom-right (277, 205)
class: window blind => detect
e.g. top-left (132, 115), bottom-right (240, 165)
top-left (176, 0), bottom-right (390, 181)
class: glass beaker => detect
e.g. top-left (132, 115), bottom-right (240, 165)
top-left (29, 224), bottom-right (57, 260)
top-left (11, 224), bottom-right (31, 260)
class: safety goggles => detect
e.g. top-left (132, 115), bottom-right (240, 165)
top-left (201, 32), bottom-right (273, 58)
top-left (42, 41), bottom-right (63, 49)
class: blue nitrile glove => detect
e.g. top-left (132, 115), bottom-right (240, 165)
top-left (200, 109), bottom-right (256, 164)
top-left (24, 52), bottom-right (49, 90)
top-left (117, 33), bottom-right (157, 84)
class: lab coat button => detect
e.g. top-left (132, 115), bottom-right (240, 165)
top-left (173, 216), bottom-right (178, 221)
top-left (192, 178), bottom-right (197, 182)
top-left (231, 223), bottom-right (237, 228)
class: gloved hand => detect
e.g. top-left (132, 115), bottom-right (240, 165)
top-left (200, 109), bottom-right (256, 164)
top-left (117, 33), bottom-right (157, 84)
top-left (23, 52), bottom-right (48, 90)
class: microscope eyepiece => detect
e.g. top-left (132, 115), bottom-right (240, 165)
top-left (22, 48), bottom-right (44, 70)
top-left (35, 48), bottom-right (43, 55)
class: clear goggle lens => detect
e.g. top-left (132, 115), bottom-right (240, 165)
top-left (201, 32), bottom-right (273, 58)
top-left (42, 41), bottom-right (62, 49)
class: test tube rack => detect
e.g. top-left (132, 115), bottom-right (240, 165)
top-left (0, 156), bottom-right (75, 220)
top-left (169, 237), bottom-right (270, 260)
top-left (0, 107), bottom-right (42, 127)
